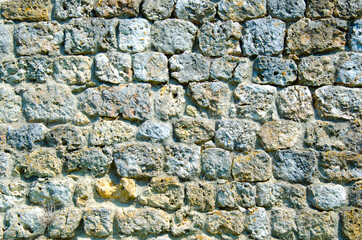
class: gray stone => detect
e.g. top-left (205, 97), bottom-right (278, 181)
top-left (214, 120), bottom-right (259, 151)
top-left (320, 151), bottom-right (362, 182)
top-left (133, 52), bottom-right (168, 84)
top-left (95, 52), bottom-right (132, 84)
top-left (206, 210), bottom-right (244, 235)
top-left (253, 56), bottom-right (297, 86)
top-left (116, 207), bottom-right (171, 237)
top-left (54, 0), bottom-right (95, 20)
top-left (201, 148), bottom-right (231, 180)
top-left (139, 176), bottom-right (184, 211)
top-left (142, 0), bottom-right (175, 21)
top-left (170, 52), bottom-right (210, 84)
top-left (341, 208), bottom-right (362, 240)
top-left (65, 147), bottom-right (113, 177)
top-left (234, 83), bottom-right (277, 122)
top-left (165, 143), bottom-right (201, 180)
top-left (259, 120), bottom-right (301, 151)
top-left (218, 0), bottom-right (266, 22)
top-left (171, 207), bottom-right (205, 236)
top-left (24, 56), bottom-right (53, 83)
top-left (90, 120), bottom-right (136, 146)
top-left (94, 0), bottom-right (142, 18)
top-left (118, 19), bottom-right (151, 53)
top-left (175, 0), bottom-right (216, 24)
top-left (256, 182), bottom-right (306, 209)
top-left (198, 20), bottom-right (241, 57)
top-left (0, 84), bottom-right (22, 123)
top-left (0, 23), bottom-right (13, 55)
top-left (274, 149), bottom-right (317, 184)
top-left (271, 208), bottom-right (297, 240)
top-left (276, 85), bottom-right (314, 121)
top-left (306, 0), bottom-right (334, 19)
top-left (114, 142), bottom-right (164, 179)
top-left (210, 56), bottom-right (251, 82)
top-left (217, 182), bottom-right (255, 209)
top-left (45, 125), bottom-right (85, 151)
top-left (188, 81), bottom-right (230, 117)
top-left (314, 86), bottom-right (362, 120)
top-left (286, 18), bottom-right (346, 56)
top-left (0, 59), bottom-right (27, 84)
top-left (334, 0), bottom-right (362, 20)
top-left (350, 180), bottom-right (362, 207)
top-left (151, 19), bottom-right (197, 55)
top-left (47, 207), bottom-right (83, 239)
top-left (79, 84), bottom-right (152, 121)
top-left (83, 207), bottom-right (114, 238)
top-left (0, 180), bottom-right (26, 211)
top-left (245, 207), bottom-right (270, 240)
top-left (336, 52), bottom-right (362, 86)
top-left (22, 84), bottom-right (78, 123)
top-left (138, 121), bottom-right (171, 142)
top-left (308, 184), bottom-right (347, 210)
top-left (340, 119), bottom-right (362, 154)
top-left (1, 0), bottom-right (51, 21)
top-left (3, 207), bottom-right (46, 239)
top-left (19, 148), bottom-right (62, 178)
top-left (0, 151), bottom-right (11, 177)
top-left (242, 18), bottom-right (285, 56)
top-left (29, 177), bottom-right (75, 207)
top-left (349, 19), bottom-right (362, 52)
top-left (7, 123), bottom-right (47, 150)
top-left (155, 84), bottom-right (185, 121)
top-left (186, 182), bottom-right (215, 212)
top-left (268, 0), bottom-right (305, 21)
top-left (296, 210), bottom-right (338, 240)
top-left (53, 56), bottom-right (93, 92)
top-left (14, 22), bottom-right (63, 56)
top-left (74, 176), bottom-right (94, 207)
top-left (232, 150), bottom-right (272, 182)
top-left (64, 18), bottom-right (117, 55)
top-left (298, 55), bottom-right (336, 86)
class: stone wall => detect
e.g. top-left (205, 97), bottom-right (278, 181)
top-left (0, 0), bottom-right (361, 239)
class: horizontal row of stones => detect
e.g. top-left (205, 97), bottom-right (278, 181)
top-left (0, 16), bottom-right (360, 58)
top-left (1, 0), bottom-right (361, 22)
top-left (0, 176), bottom-right (360, 239)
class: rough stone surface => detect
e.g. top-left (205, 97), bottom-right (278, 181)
top-left (334, 0), bottom-right (362, 20)
top-left (0, 181), bottom-right (26, 211)
top-left (271, 208), bottom-right (297, 240)
top-left (268, 0), bottom-right (306, 21)
top-left (298, 55), bottom-right (336, 86)
top-left (23, 56), bottom-right (53, 83)
top-left (286, 19), bottom-right (346, 56)
top-left (217, 182), bottom-right (255, 209)
top-left (83, 207), bottom-right (114, 238)
top-left (0, 151), bottom-right (10, 177)
top-left (206, 210), bottom-right (244, 235)
top-left (188, 81), bottom-right (230, 117)
top-left (350, 180), bottom-right (362, 207)
top-left (349, 19), bottom-right (362, 52)
top-left (137, 121), bottom-right (171, 142)
top-left (54, 0), bottom-right (95, 20)
top-left (308, 184), bottom-right (348, 210)
top-left (165, 143), bottom-right (201, 180)
top-left (7, 123), bottom-right (47, 150)
top-left (296, 210), bottom-right (338, 240)
top-left (64, 18), bottom-right (117, 55)
top-left (276, 85), bottom-right (314, 121)
top-left (234, 83), bottom-right (277, 122)
top-left (154, 85), bottom-right (186, 121)
top-left (0, 59), bottom-right (26, 84)
top-left (0, 23), bottom-right (13, 56)
top-left (259, 120), bottom-right (301, 151)
top-left (171, 208), bottom-right (205, 237)
top-left (0, 84), bottom-right (22, 123)
top-left (210, 56), bottom-right (251, 83)
top-left (45, 125), bottom-right (85, 151)
top-left (198, 21), bottom-right (241, 57)
top-left (306, 0), bottom-right (334, 19)
top-left (314, 86), bottom-right (362, 120)
top-left (175, 0), bottom-right (216, 24)
top-left (118, 19), bottom-right (151, 53)
top-left (22, 84), bottom-right (78, 123)
top-left (253, 56), bottom-right (297, 86)
top-left (47, 207), bottom-right (83, 239)
top-left (186, 182), bottom-right (215, 212)
top-left (151, 19), bottom-right (197, 55)
top-left (232, 150), bottom-right (272, 182)
top-left (170, 52), bottom-right (210, 84)
top-left (218, 0), bottom-right (266, 22)
top-left (133, 52), bottom-right (168, 83)
top-left (174, 118), bottom-right (214, 144)
top-left (74, 177), bottom-right (94, 207)
top-left (336, 52), bottom-right (362, 87)
top-left (215, 120), bottom-right (259, 151)
top-left (201, 148), bottom-right (231, 180)
top-left (94, 0), bottom-right (142, 18)
top-left (114, 143), bottom-right (164, 179)
top-left (242, 18), bottom-right (286, 56)
top-left (245, 207), bottom-right (270, 240)
top-left (142, 0), bottom-right (175, 21)
top-left (1, 0), bottom-right (51, 21)
top-left (341, 208), bottom-right (362, 240)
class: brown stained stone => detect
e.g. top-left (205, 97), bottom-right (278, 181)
top-left (1, 0), bottom-right (51, 21)
top-left (95, 0), bottom-right (142, 18)
top-left (186, 182), bottom-right (216, 212)
top-left (341, 208), bottom-right (362, 240)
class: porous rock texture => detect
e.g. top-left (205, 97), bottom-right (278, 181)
top-left (0, 0), bottom-right (360, 239)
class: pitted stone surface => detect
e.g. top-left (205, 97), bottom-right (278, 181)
top-left (0, 181), bottom-right (26, 211)
top-left (0, 84), bottom-right (22, 123)
top-left (1, 0), bottom-right (51, 21)
top-left (334, 0), bottom-right (362, 20)
top-left (94, 0), bottom-right (142, 18)
top-left (23, 56), bottom-right (53, 83)
top-left (175, 0), bottom-right (216, 24)
top-left (83, 207), bottom-right (114, 238)
top-left (142, 0), bottom-right (175, 21)
top-left (336, 52), bottom-right (362, 86)
top-left (308, 183), bottom-right (347, 210)
top-left (95, 52), bottom-right (132, 84)
top-left (0, 23), bottom-right (13, 55)
top-left (0, 59), bottom-right (26, 84)
top-left (47, 207), bottom-right (83, 239)
top-left (0, 151), bottom-right (11, 177)
top-left (118, 19), bottom-right (151, 53)
top-left (306, 0), bottom-right (334, 19)
top-left (45, 125), bottom-right (85, 151)
top-left (268, 0), bottom-right (306, 21)
top-left (155, 85), bottom-right (186, 121)
top-left (186, 182), bottom-right (215, 212)
top-left (341, 208), bottom-right (362, 240)
top-left (201, 148), bottom-right (231, 180)
top-left (54, 0), bottom-right (95, 20)
top-left (271, 208), bottom-right (297, 240)
top-left (133, 52), bottom-right (169, 84)
top-left (218, 0), bottom-right (266, 22)
top-left (7, 123), bottom-right (47, 150)
top-left (210, 56), bottom-right (251, 82)
top-left (245, 207), bottom-right (270, 240)
top-left (298, 55), bottom-right (336, 86)
top-left (174, 118), bottom-right (214, 144)
top-left (206, 210), bottom-right (244, 235)
top-left (217, 182), bottom-right (255, 209)
top-left (138, 121), bottom-right (171, 142)
top-left (349, 19), bottom-right (362, 52)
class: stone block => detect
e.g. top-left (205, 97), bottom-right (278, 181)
top-left (217, 182), bottom-right (255, 209)
top-left (334, 0), bottom-right (362, 20)
top-left (95, 52), bottom-right (132, 84)
top-left (54, 0), bottom-right (95, 20)
top-left (218, 0), bottom-right (266, 22)
top-left (175, 0), bottom-right (216, 24)
top-left (1, 0), bottom-right (51, 21)
top-left (341, 208), bottom-right (362, 240)
top-left (154, 85), bottom-right (185, 121)
top-left (94, 0), bottom-right (142, 18)
top-left (349, 19), bottom-right (362, 52)
top-left (245, 207), bottom-right (270, 240)
top-left (118, 19), bottom-right (151, 53)
top-left (137, 121), bottom-right (171, 142)
top-left (201, 148), bottom-right (231, 180)
top-left (83, 207), bottom-right (114, 238)
top-left (206, 210), bottom-right (244, 235)
top-left (133, 52), bottom-right (168, 83)
top-left (336, 52), bottom-right (362, 86)
top-left (0, 180), bottom-right (26, 211)
top-left (0, 23), bottom-right (13, 56)
top-left (307, 183), bottom-right (348, 210)
top-left (298, 55), bottom-right (336, 86)
top-left (47, 207), bottom-right (83, 239)
top-left (271, 208), bottom-right (297, 240)
top-left (45, 125), bottom-right (85, 151)
top-left (142, 0), bottom-right (175, 21)
top-left (186, 182), bottom-right (215, 212)
top-left (306, 0), bottom-right (334, 19)
top-left (268, 0), bottom-right (305, 21)
top-left (0, 84), bottom-right (22, 123)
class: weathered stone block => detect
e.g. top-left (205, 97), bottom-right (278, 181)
top-left (7, 123), bottom-right (47, 150)
top-left (336, 52), bottom-right (362, 86)
top-left (142, 0), bottom-right (175, 21)
top-left (95, 52), bottom-right (132, 84)
top-left (137, 121), bottom-right (171, 142)
top-left (314, 86), bottom-right (361, 120)
top-left (0, 181), bottom-right (26, 211)
top-left (217, 182), bottom-right (255, 209)
top-left (245, 207), bottom-right (270, 240)
top-left (341, 208), bottom-right (362, 240)
top-left (306, 0), bottom-right (334, 19)
top-left (114, 143), bottom-right (164, 179)
top-left (271, 208), bottom-right (297, 240)
top-left (118, 19), bottom-right (151, 53)
top-left (94, 0), bottom-right (142, 18)
top-left (334, 0), bottom-right (362, 20)
top-left (232, 150), bottom-right (272, 182)
top-left (206, 210), bottom-right (244, 235)
top-left (0, 59), bottom-right (26, 84)
top-left (198, 20), bottom-right (241, 57)
top-left (201, 148), bottom-right (231, 180)
top-left (83, 207), bottom-right (114, 238)
top-left (174, 118), bottom-right (214, 144)
top-left (171, 208), bottom-right (205, 237)
top-left (218, 0), bottom-right (266, 22)
top-left (23, 56), bottom-right (53, 83)
top-left (45, 125), bottom-right (85, 151)
top-left (268, 0), bottom-right (305, 21)
top-left (47, 207), bottom-right (83, 239)
top-left (74, 176), bottom-right (94, 207)
top-left (186, 182), bottom-right (215, 212)
top-left (15, 22), bottom-right (63, 56)
top-left (0, 23), bottom-right (13, 55)
top-left (96, 178), bottom-right (137, 202)
top-left (0, 84), bottom-right (22, 123)
top-left (151, 19), bottom-right (197, 55)
top-left (90, 120), bottom-right (136, 146)
top-left (234, 83), bottom-right (277, 122)
top-left (155, 85), bottom-right (185, 121)
top-left (298, 55), bottom-right (336, 86)
top-left (349, 19), bottom-right (362, 52)
top-left (54, 0), bottom-right (95, 20)
top-left (307, 183), bottom-right (347, 210)
top-left (165, 143), bottom-right (201, 180)
top-left (0, 151), bottom-right (11, 178)
top-left (133, 52), bottom-right (168, 83)
top-left (242, 18), bottom-right (285, 56)
top-left (175, 0), bottom-right (216, 24)
top-left (210, 56), bottom-right (251, 82)
top-left (1, 0), bottom-right (51, 21)
top-left (350, 180), bottom-right (362, 207)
